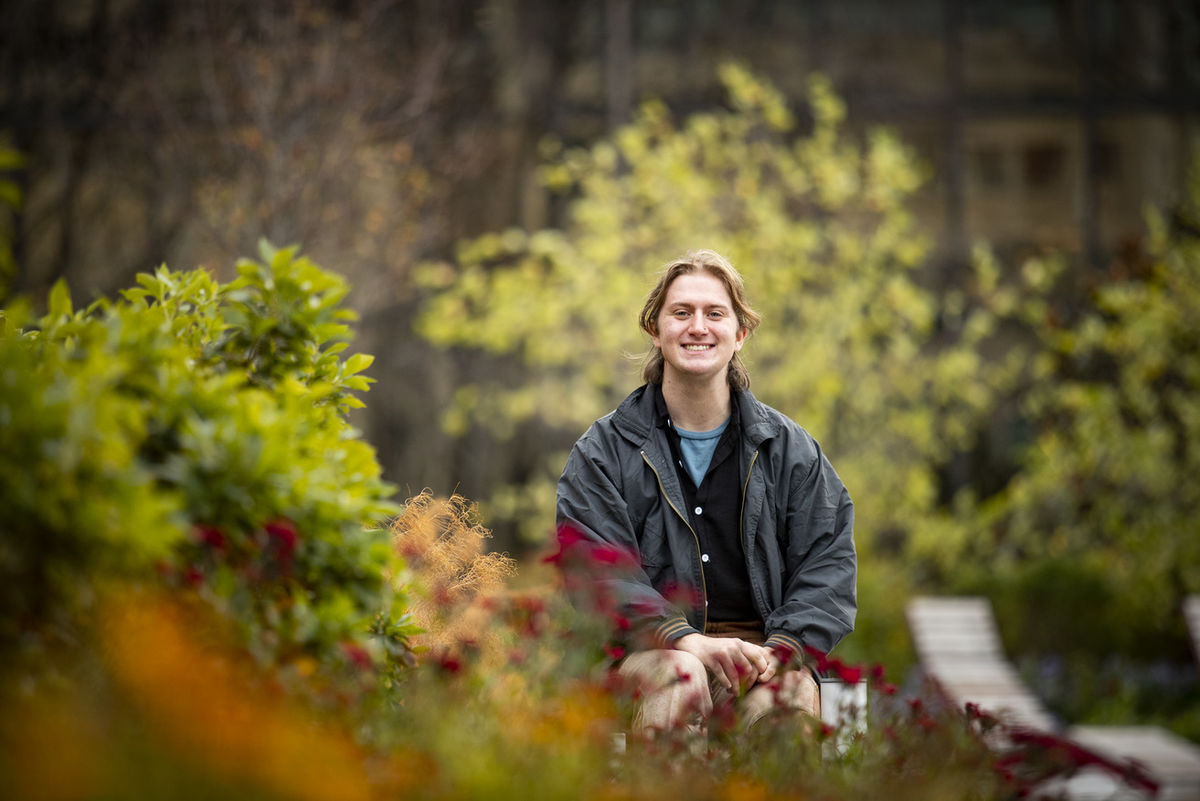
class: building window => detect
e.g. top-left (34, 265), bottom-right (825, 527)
top-left (1023, 141), bottom-right (1066, 187)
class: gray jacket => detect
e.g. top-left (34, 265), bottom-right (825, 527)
top-left (555, 384), bottom-right (856, 656)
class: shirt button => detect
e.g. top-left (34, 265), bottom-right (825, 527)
top-left (701, 553), bottom-right (710, 563)
top-left (694, 506), bottom-right (702, 515)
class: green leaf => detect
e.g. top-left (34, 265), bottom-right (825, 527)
top-left (343, 353), bottom-right (374, 376)
top-left (47, 279), bottom-right (73, 318)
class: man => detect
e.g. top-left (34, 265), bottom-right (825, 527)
top-left (555, 249), bottom-right (856, 733)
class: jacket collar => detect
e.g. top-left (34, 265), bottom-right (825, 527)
top-left (612, 383), bottom-right (779, 449)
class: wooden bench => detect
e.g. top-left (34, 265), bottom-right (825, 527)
top-left (1058, 726), bottom-right (1200, 801)
top-left (907, 596), bottom-right (1200, 801)
top-left (905, 595), bottom-right (1056, 731)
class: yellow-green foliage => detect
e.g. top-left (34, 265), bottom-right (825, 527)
top-left (416, 64), bottom-right (1200, 676)
top-left (964, 171), bottom-right (1200, 653)
top-left (415, 65), bottom-right (1019, 666)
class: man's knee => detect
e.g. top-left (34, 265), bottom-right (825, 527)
top-left (657, 648), bottom-right (706, 688)
top-left (620, 648), bottom-right (705, 688)
top-left (619, 648), bottom-right (712, 729)
top-left (772, 667), bottom-right (821, 717)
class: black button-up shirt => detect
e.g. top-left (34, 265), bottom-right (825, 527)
top-left (654, 385), bottom-right (760, 624)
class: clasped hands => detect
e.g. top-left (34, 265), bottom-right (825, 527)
top-left (673, 632), bottom-right (783, 693)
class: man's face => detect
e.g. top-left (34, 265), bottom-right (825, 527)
top-left (652, 271), bottom-right (747, 385)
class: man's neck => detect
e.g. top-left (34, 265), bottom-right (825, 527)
top-left (660, 372), bottom-right (732, 431)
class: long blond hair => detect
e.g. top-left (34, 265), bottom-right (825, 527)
top-left (638, 250), bottom-right (761, 390)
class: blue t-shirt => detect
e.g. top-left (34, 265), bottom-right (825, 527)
top-left (676, 417), bottom-right (731, 488)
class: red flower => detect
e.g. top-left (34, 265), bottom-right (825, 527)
top-left (604, 644), bottom-right (626, 661)
top-left (589, 544), bottom-right (638, 568)
top-left (544, 523), bottom-right (639, 570)
top-left (965, 702), bottom-right (997, 727)
top-left (836, 664), bottom-right (863, 684)
top-left (662, 581), bottom-right (702, 608)
top-left (340, 641), bottom-right (372, 670)
top-left (770, 643), bottom-right (796, 666)
top-left (264, 518), bottom-right (299, 557)
top-left (193, 524), bottom-right (226, 550)
top-left (542, 523), bottom-right (586, 566)
top-left (804, 644), bottom-right (864, 684)
top-left (184, 564), bottom-right (204, 586)
top-left (432, 649), bottom-right (463, 675)
top-left (1005, 728), bottom-right (1160, 795)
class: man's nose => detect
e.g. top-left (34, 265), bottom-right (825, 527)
top-left (689, 314), bottom-right (707, 333)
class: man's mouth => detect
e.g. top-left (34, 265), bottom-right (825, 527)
top-left (683, 344), bottom-right (714, 351)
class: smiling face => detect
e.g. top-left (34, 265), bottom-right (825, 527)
top-left (651, 271), bottom-right (748, 386)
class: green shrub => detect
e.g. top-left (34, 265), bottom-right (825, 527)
top-left (0, 242), bottom-right (412, 684)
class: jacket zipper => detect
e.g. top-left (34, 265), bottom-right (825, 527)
top-left (641, 450), bottom-right (708, 632)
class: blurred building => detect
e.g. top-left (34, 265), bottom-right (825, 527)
top-left (504, 0), bottom-right (1200, 277)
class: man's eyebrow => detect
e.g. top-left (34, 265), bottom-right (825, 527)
top-left (666, 300), bottom-right (732, 310)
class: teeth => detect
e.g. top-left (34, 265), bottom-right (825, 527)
top-left (684, 345), bottom-right (712, 351)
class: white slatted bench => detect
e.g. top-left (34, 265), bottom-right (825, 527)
top-left (906, 595), bottom-right (1057, 731)
top-left (1053, 726), bottom-right (1200, 801)
top-left (906, 596), bottom-right (1200, 801)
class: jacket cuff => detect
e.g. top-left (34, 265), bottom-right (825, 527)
top-left (654, 616), bottom-right (700, 649)
top-left (764, 631), bottom-right (804, 663)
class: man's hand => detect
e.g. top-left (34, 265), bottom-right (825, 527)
top-left (673, 633), bottom-right (777, 691)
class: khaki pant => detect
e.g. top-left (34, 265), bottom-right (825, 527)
top-left (617, 621), bottom-right (820, 734)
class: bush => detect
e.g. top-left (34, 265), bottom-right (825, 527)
top-left (0, 241), bottom-right (412, 685)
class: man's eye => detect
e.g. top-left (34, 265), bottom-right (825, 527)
top-left (674, 310), bottom-right (689, 317)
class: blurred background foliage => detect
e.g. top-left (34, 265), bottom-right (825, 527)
top-left (414, 64), bottom-right (1200, 739)
top-left (416, 62), bottom-right (993, 667)
top-left (3, 0), bottom-right (1200, 750)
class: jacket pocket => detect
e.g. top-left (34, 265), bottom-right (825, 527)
top-left (636, 512), bottom-right (670, 582)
